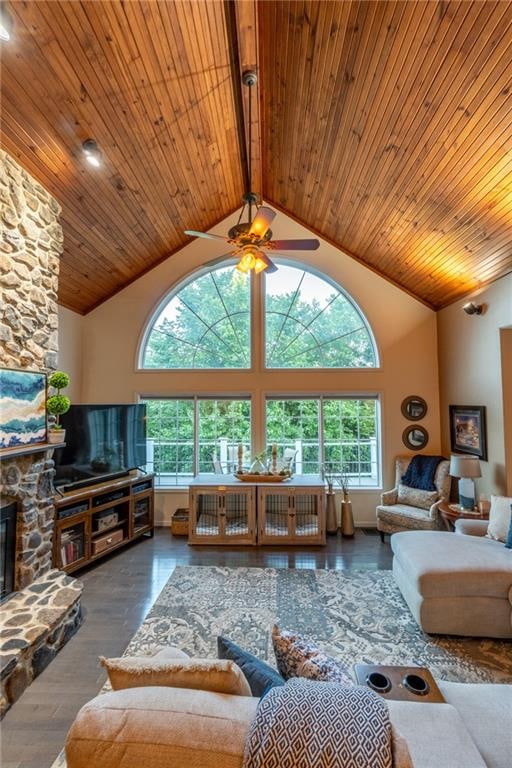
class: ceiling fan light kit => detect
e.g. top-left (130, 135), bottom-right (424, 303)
top-left (184, 70), bottom-right (319, 274)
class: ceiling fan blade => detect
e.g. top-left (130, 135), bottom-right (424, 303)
top-left (249, 206), bottom-right (276, 238)
top-left (263, 255), bottom-right (278, 273)
top-left (269, 238), bottom-right (320, 251)
top-left (184, 230), bottom-right (229, 242)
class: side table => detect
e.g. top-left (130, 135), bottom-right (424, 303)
top-left (437, 501), bottom-right (489, 532)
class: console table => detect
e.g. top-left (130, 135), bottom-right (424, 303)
top-left (189, 475), bottom-right (325, 546)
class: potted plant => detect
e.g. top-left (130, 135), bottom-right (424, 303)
top-left (47, 371), bottom-right (71, 444)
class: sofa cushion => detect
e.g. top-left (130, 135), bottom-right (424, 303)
top-left (487, 495), bottom-right (512, 543)
top-left (391, 531), bottom-right (512, 599)
top-left (377, 504), bottom-right (438, 530)
top-left (100, 655), bottom-right (252, 697)
top-left (397, 484), bottom-right (438, 510)
top-left (439, 681), bottom-right (512, 768)
top-left (217, 636), bottom-right (285, 697)
top-left (387, 700), bottom-right (486, 768)
top-left (66, 686), bottom-right (259, 768)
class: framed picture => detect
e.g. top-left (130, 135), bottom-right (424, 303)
top-left (449, 405), bottom-right (487, 461)
top-left (0, 368), bottom-right (47, 449)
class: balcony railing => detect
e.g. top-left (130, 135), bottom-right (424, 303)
top-left (145, 437), bottom-right (379, 488)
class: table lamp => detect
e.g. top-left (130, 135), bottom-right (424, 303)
top-left (449, 455), bottom-right (481, 510)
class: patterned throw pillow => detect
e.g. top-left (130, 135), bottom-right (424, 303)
top-left (397, 484), bottom-right (438, 510)
top-left (271, 625), bottom-right (354, 685)
top-left (486, 495), bottom-right (512, 543)
top-left (505, 505), bottom-right (512, 549)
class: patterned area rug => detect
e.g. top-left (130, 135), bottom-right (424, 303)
top-left (122, 566), bottom-right (511, 682)
top-left (52, 566), bottom-right (511, 767)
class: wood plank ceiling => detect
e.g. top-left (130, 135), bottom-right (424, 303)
top-left (1, 0), bottom-right (511, 313)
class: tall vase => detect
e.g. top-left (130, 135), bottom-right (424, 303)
top-left (326, 491), bottom-right (338, 534)
top-left (341, 493), bottom-right (354, 538)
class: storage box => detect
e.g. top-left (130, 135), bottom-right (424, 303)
top-left (95, 509), bottom-right (119, 532)
top-left (171, 508), bottom-right (189, 536)
top-left (92, 528), bottom-right (124, 555)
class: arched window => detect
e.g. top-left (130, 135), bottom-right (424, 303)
top-left (142, 263), bottom-right (251, 369)
top-left (141, 260), bottom-right (377, 369)
top-left (265, 264), bottom-right (376, 368)
top-left (141, 259), bottom-right (380, 487)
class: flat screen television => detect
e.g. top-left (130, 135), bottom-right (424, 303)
top-left (53, 404), bottom-right (147, 491)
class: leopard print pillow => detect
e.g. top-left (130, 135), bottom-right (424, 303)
top-left (272, 625), bottom-right (354, 686)
top-left (397, 484), bottom-right (438, 510)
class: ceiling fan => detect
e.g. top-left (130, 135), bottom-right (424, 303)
top-left (184, 71), bottom-right (320, 274)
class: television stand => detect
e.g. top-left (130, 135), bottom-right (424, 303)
top-left (52, 472), bottom-right (155, 573)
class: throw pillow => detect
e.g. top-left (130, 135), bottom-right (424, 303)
top-left (217, 635), bottom-right (285, 697)
top-left (397, 483), bottom-right (438, 510)
top-left (100, 652), bottom-right (252, 696)
top-left (271, 625), bottom-right (354, 685)
top-left (505, 505), bottom-right (512, 549)
top-left (486, 495), bottom-right (512, 543)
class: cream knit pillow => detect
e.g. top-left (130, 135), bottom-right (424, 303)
top-left (100, 653), bottom-right (252, 696)
top-left (486, 495), bottom-right (512, 543)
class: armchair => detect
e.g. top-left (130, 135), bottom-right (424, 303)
top-left (376, 456), bottom-right (450, 541)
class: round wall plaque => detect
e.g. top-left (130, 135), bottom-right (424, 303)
top-left (401, 395), bottom-right (428, 421)
top-left (402, 425), bottom-right (429, 451)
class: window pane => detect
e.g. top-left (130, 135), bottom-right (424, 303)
top-left (143, 399), bottom-right (195, 486)
top-left (198, 399), bottom-right (251, 474)
top-left (266, 399), bottom-right (320, 474)
top-left (265, 265), bottom-right (376, 368)
top-left (323, 399), bottom-right (379, 487)
top-left (143, 265), bottom-right (250, 369)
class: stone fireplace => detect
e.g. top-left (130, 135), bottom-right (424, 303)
top-left (0, 150), bottom-right (83, 716)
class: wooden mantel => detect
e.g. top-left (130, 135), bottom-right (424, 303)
top-left (0, 442), bottom-right (65, 460)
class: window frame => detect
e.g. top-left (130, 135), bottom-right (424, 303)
top-left (262, 259), bottom-right (380, 370)
top-left (264, 394), bottom-right (381, 488)
top-left (137, 257), bottom-right (380, 372)
top-left (137, 257), bottom-right (255, 372)
top-left (138, 258), bottom-right (382, 490)
top-left (141, 392), bottom-right (381, 490)
top-left (140, 394), bottom-right (253, 487)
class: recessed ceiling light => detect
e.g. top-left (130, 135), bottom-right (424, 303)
top-left (0, 3), bottom-right (13, 41)
top-left (82, 138), bottom-right (102, 168)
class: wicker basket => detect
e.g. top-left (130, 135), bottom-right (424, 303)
top-left (171, 507), bottom-right (189, 536)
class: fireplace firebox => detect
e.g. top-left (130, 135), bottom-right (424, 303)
top-left (1, 500), bottom-right (17, 602)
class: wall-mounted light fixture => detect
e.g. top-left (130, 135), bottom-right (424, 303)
top-left (0, 3), bottom-right (13, 41)
top-left (82, 139), bottom-right (102, 168)
top-left (463, 302), bottom-right (484, 316)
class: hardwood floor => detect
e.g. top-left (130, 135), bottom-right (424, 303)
top-left (1, 528), bottom-right (392, 768)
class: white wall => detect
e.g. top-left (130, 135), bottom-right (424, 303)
top-left (57, 306), bottom-right (83, 403)
top-left (78, 209), bottom-right (441, 526)
top-left (437, 274), bottom-right (512, 497)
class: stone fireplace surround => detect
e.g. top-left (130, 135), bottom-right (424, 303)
top-left (0, 151), bottom-right (83, 716)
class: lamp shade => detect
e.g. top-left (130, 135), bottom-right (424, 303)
top-left (449, 454), bottom-right (481, 479)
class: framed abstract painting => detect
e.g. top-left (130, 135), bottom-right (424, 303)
top-left (0, 368), bottom-right (47, 449)
top-left (449, 405), bottom-right (487, 461)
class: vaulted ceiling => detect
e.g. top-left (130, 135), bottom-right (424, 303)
top-left (2, 0), bottom-right (511, 314)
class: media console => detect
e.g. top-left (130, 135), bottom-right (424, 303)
top-left (53, 472), bottom-right (154, 574)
